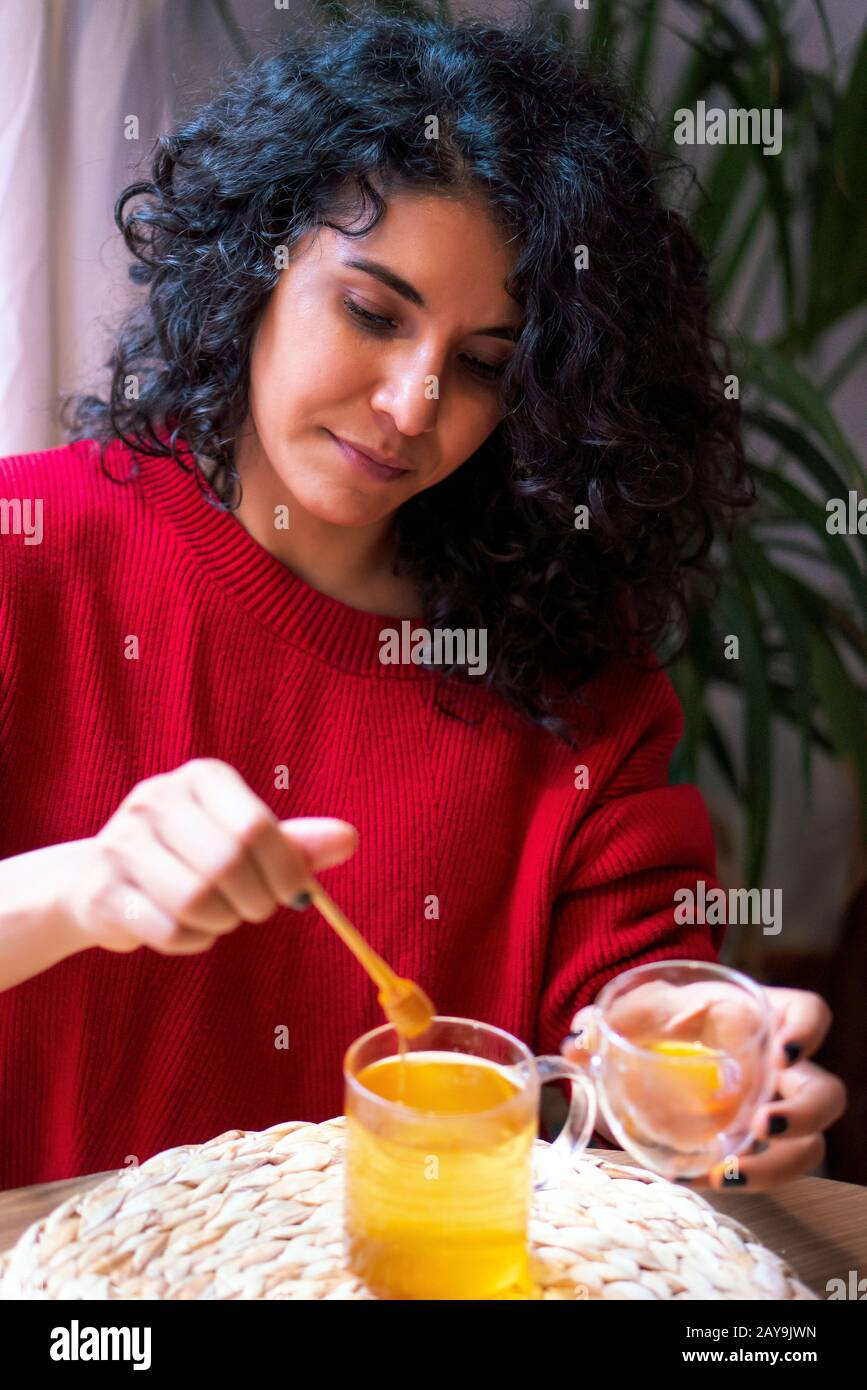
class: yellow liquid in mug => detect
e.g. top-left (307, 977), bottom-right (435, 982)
top-left (345, 1051), bottom-right (538, 1299)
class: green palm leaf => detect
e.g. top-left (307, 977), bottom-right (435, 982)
top-left (714, 580), bottom-right (772, 887)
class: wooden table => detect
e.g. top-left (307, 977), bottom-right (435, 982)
top-left (2, 1152), bottom-right (866, 1299)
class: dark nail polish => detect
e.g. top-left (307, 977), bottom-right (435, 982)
top-left (768, 1114), bottom-right (788, 1136)
top-left (784, 1041), bottom-right (801, 1065)
top-left (290, 890), bottom-right (312, 911)
top-left (752, 1141), bottom-right (770, 1155)
top-left (773, 1091), bottom-right (783, 1103)
top-left (674, 1177), bottom-right (693, 1184)
top-left (722, 1174), bottom-right (748, 1187)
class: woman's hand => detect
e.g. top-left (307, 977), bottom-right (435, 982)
top-left (563, 985), bottom-right (847, 1191)
top-left (59, 758), bottom-right (359, 956)
top-left (684, 986), bottom-right (847, 1191)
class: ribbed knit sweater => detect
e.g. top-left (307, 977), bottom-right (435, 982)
top-left (0, 438), bottom-right (724, 1188)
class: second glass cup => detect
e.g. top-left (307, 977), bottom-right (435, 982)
top-left (570, 959), bottom-right (776, 1179)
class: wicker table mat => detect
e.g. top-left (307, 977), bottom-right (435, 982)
top-left (0, 1116), bottom-right (816, 1300)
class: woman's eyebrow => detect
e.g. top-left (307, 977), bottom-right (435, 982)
top-left (339, 256), bottom-right (522, 341)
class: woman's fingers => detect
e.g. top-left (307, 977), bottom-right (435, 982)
top-left (762, 985), bottom-right (834, 1068)
top-left (103, 813), bottom-right (240, 937)
top-left (753, 1059), bottom-right (848, 1143)
top-left (185, 759), bottom-right (356, 905)
top-left (676, 1133), bottom-right (828, 1192)
top-left (678, 1059), bottom-right (846, 1191)
top-left (148, 792), bottom-right (276, 923)
top-left (68, 758), bottom-right (361, 957)
top-left (564, 1005), bottom-right (597, 1055)
top-left (591, 981), bottom-right (761, 1052)
top-left (277, 817), bottom-right (360, 875)
top-left (702, 1132), bottom-right (828, 1192)
top-left (87, 864), bottom-right (227, 956)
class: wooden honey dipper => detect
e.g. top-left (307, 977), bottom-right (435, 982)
top-left (290, 880), bottom-right (436, 1039)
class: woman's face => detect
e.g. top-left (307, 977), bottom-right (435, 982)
top-left (242, 188), bottom-right (523, 527)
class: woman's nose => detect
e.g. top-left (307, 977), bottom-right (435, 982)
top-left (371, 341), bottom-right (457, 433)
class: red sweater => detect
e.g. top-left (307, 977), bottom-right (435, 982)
top-left (0, 438), bottom-right (723, 1188)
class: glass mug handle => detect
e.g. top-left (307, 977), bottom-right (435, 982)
top-left (531, 1055), bottom-right (597, 1192)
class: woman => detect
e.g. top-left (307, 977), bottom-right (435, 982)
top-left (0, 12), bottom-right (846, 1191)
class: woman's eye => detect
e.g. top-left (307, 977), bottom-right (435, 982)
top-left (462, 355), bottom-right (505, 381)
top-left (342, 298), bottom-right (506, 384)
top-left (343, 297), bottom-right (395, 331)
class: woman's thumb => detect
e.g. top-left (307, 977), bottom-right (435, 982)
top-left (278, 817), bottom-right (359, 874)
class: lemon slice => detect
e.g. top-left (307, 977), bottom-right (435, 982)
top-left (642, 1038), bottom-right (733, 1115)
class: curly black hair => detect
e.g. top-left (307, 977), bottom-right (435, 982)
top-left (61, 6), bottom-right (754, 750)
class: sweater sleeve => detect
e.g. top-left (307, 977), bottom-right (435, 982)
top-left (533, 661), bottom-right (725, 1061)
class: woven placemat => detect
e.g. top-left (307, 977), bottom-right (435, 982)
top-left (0, 1116), bottom-right (817, 1300)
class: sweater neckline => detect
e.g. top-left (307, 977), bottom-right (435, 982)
top-left (109, 435), bottom-right (436, 680)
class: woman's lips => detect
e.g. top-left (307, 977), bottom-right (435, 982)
top-left (328, 432), bottom-right (410, 482)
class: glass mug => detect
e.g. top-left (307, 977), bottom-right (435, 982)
top-left (343, 1017), bottom-right (596, 1300)
top-left (570, 960), bottom-right (776, 1180)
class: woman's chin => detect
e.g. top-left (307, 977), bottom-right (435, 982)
top-left (291, 481), bottom-right (393, 528)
